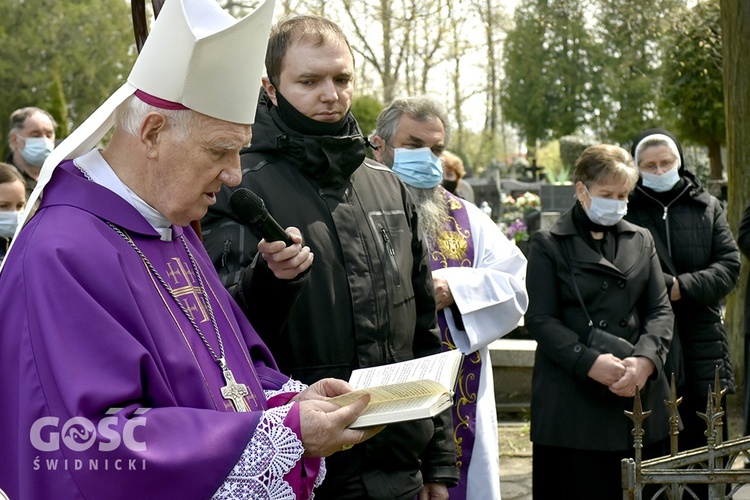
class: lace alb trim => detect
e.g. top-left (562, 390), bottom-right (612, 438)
top-left (264, 378), bottom-right (308, 400)
top-left (260, 378), bottom-right (327, 491)
top-left (314, 456), bottom-right (326, 490)
top-left (212, 404), bottom-right (303, 499)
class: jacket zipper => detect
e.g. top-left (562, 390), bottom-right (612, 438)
top-left (379, 225), bottom-right (402, 288)
top-left (221, 240), bottom-right (231, 269)
top-left (636, 184), bottom-right (691, 256)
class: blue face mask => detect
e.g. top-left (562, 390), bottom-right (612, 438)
top-left (641, 167), bottom-right (680, 192)
top-left (391, 147), bottom-right (443, 189)
top-left (0, 210), bottom-right (22, 239)
top-left (20, 137), bottom-right (54, 167)
top-left (584, 187), bottom-right (628, 226)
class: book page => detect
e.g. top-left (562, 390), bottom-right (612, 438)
top-left (329, 379), bottom-right (447, 407)
top-left (348, 349), bottom-right (462, 390)
top-left (347, 391), bottom-right (451, 429)
top-left (360, 392), bottom-right (444, 416)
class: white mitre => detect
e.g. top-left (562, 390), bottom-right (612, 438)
top-left (15, 0), bottom-right (275, 242)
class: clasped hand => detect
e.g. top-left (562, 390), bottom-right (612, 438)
top-left (432, 277), bottom-right (454, 311)
top-left (587, 354), bottom-right (655, 398)
top-left (292, 378), bottom-right (383, 457)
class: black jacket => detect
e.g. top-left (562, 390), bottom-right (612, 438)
top-left (526, 206), bottom-right (674, 451)
top-left (0, 236), bottom-right (9, 264)
top-left (737, 202), bottom-right (750, 434)
top-left (739, 202), bottom-right (750, 338)
top-left (4, 152), bottom-right (35, 199)
top-left (626, 129), bottom-right (740, 396)
top-left (201, 91), bottom-right (458, 498)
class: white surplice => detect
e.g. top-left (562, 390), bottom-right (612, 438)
top-left (432, 200), bottom-right (528, 500)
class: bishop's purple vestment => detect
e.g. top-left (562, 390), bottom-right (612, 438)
top-left (0, 160), bottom-right (322, 499)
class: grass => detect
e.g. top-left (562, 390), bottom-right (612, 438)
top-left (498, 422), bottom-right (532, 458)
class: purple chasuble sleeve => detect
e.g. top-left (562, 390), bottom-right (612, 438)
top-left (0, 162), bottom-right (317, 499)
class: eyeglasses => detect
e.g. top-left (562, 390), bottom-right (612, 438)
top-left (639, 159), bottom-right (678, 174)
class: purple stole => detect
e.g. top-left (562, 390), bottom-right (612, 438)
top-left (429, 190), bottom-right (477, 499)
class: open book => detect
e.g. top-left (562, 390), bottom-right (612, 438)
top-left (329, 349), bottom-right (463, 429)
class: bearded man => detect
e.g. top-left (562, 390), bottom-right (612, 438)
top-left (370, 95), bottom-right (529, 500)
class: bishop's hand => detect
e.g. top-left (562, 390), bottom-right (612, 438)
top-left (295, 379), bottom-right (384, 457)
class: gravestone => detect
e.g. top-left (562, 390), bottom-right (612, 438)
top-left (540, 183), bottom-right (576, 213)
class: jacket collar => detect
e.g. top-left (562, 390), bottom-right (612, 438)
top-left (550, 207), bottom-right (641, 277)
top-left (247, 90), bottom-right (366, 189)
top-left (632, 169), bottom-right (711, 208)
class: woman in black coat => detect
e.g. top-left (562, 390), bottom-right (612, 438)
top-left (626, 129), bottom-right (740, 458)
top-left (527, 144), bottom-right (674, 499)
top-left (738, 202), bottom-right (750, 438)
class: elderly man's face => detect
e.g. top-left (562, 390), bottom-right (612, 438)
top-left (267, 39), bottom-right (354, 122)
top-left (149, 114), bottom-right (250, 226)
top-left (10, 111), bottom-right (56, 167)
top-left (13, 111), bottom-right (56, 146)
top-left (374, 114), bottom-right (445, 167)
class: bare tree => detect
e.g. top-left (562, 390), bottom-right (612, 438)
top-left (444, 0), bottom-right (470, 152)
top-left (413, 0), bottom-right (450, 95)
top-left (339, 0), bottom-right (444, 104)
top-left (473, 0), bottom-right (506, 136)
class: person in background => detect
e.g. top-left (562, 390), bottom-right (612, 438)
top-left (0, 1), bottom-right (380, 498)
top-left (738, 202), bottom-right (750, 445)
top-left (0, 162), bottom-right (25, 264)
top-left (201, 15), bottom-right (458, 500)
top-left (526, 144), bottom-right (673, 499)
top-left (6, 106), bottom-right (56, 197)
top-left (441, 150), bottom-right (475, 203)
top-left (370, 95), bottom-right (529, 500)
top-left (626, 129), bottom-right (739, 467)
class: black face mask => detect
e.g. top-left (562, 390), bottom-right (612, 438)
top-left (442, 179), bottom-right (459, 194)
top-left (271, 81), bottom-right (349, 136)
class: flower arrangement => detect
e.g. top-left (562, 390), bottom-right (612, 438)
top-left (514, 191), bottom-right (542, 212)
top-left (500, 191), bottom-right (540, 242)
top-left (501, 193), bottom-right (517, 207)
top-left (506, 218), bottom-right (529, 243)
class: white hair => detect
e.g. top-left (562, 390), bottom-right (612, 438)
top-left (114, 95), bottom-right (199, 143)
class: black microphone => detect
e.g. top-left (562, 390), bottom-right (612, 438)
top-left (229, 188), bottom-right (293, 246)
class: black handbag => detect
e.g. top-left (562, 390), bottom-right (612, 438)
top-left (561, 241), bottom-right (635, 359)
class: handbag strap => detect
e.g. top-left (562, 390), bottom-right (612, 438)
top-left (559, 239), bottom-right (594, 328)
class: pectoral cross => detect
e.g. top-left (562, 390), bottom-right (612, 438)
top-left (219, 358), bottom-right (252, 412)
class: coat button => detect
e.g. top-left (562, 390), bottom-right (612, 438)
top-left (618, 280), bottom-right (626, 288)
top-left (619, 319), bottom-right (627, 327)
top-left (601, 281), bottom-right (609, 290)
top-left (598, 320), bottom-right (608, 328)
top-left (574, 345), bottom-right (583, 353)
